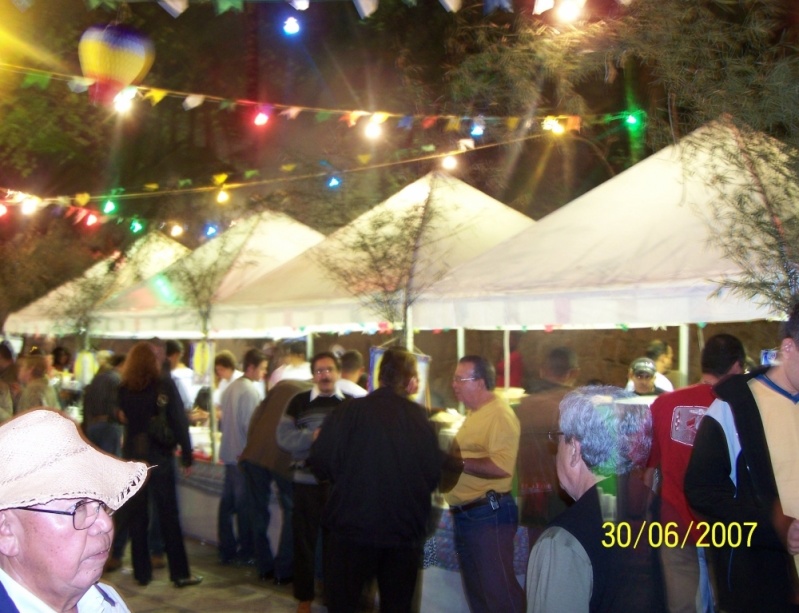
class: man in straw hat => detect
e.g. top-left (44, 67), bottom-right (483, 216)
top-left (0, 408), bottom-right (148, 612)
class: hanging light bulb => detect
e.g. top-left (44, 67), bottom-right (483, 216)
top-left (113, 87), bottom-right (137, 114)
top-left (441, 155), bottom-right (458, 170)
top-left (253, 106), bottom-right (270, 126)
top-left (85, 213), bottom-right (99, 227)
top-left (470, 117), bottom-right (485, 137)
top-left (542, 116), bottom-right (565, 134)
top-left (204, 223), bottom-right (219, 237)
top-left (0, 204), bottom-right (7, 217)
top-left (217, 188), bottom-right (230, 204)
top-left (364, 121), bottom-right (382, 139)
top-left (102, 199), bottom-right (117, 215)
top-left (556, 0), bottom-right (583, 22)
top-left (21, 197), bottom-right (40, 215)
top-left (170, 224), bottom-right (184, 237)
top-left (283, 17), bottom-right (301, 35)
top-left (289, 0), bottom-right (309, 9)
top-left (130, 218), bottom-right (144, 234)
top-left (327, 176), bottom-right (342, 189)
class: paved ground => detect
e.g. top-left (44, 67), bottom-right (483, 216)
top-left (102, 538), bottom-right (318, 613)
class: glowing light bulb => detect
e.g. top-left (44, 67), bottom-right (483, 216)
top-left (170, 224), bottom-right (184, 237)
top-left (0, 204), bottom-right (8, 217)
top-left (442, 155), bottom-right (458, 170)
top-left (113, 87), bottom-right (137, 114)
top-left (130, 219), bottom-right (144, 234)
top-left (217, 188), bottom-right (230, 204)
top-left (21, 197), bottom-right (39, 215)
top-left (254, 109), bottom-right (270, 126)
top-left (470, 117), bottom-right (485, 137)
top-left (204, 224), bottom-right (218, 237)
top-left (327, 177), bottom-right (341, 188)
top-left (290, 0), bottom-right (309, 9)
top-left (364, 121), bottom-right (382, 139)
top-left (542, 117), bottom-right (565, 134)
top-left (283, 17), bottom-right (300, 35)
top-left (86, 213), bottom-right (98, 227)
top-left (102, 200), bottom-right (117, 214)
top-left (556, 0), bottom-right (582, 22)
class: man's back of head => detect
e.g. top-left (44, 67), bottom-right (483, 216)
top-left (646, 339), bottom-right (673, 374)
top-left (541, 347), bottom-right (579, 386)
top-left (340, 350), bottom-right (364, 382)
top-left (701, 334), bottom-right (746, 379)
top-left (378, 347), bottom-right (417, 396)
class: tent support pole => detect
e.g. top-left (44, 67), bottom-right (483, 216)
top-left (503, 329), bottom-right (510, 390)
top-left (456, 327), bottom-right (466, 413)
top-left (405, 306), bottom-right (414, 350)
top-left (678, 323), bottom-right (689, 388)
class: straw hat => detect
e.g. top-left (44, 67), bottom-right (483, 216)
top-left (0, 409), bottom-right (148, 511)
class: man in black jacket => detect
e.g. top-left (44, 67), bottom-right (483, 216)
top-left (685, 305), bottom-right (799, 613)
top-left (309, 347), bottom-right (441, 613)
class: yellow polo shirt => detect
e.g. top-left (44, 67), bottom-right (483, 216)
top-left (445, 394), bottom-right (521, 506)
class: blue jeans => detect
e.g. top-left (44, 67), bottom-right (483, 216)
top-left (241, 461), bottom-right (294, 579)
top-left (86, 422), bottom-right (124, 457)
top-left (218, 464), bottom-right (254, 561)
top-left (452, 495), bottom-right (525, 613)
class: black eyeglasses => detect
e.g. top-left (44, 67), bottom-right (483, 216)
top-left (314, 367), bottom-right (336, 375)
top-left (18, 499), bottom-right (113, 530)
top-left (548, 430), bottom-right (564, 443)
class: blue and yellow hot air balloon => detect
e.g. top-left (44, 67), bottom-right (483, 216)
top-left (78, 24), bottom-right (154, 106)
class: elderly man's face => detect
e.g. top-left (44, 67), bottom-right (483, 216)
top-left (0, 498), bottom-right (113, 607)
top-left (452, 362), bottom-right (483, 410)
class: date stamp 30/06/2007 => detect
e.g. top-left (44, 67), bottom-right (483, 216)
top-left (601, 521), bottom-right (757, 549)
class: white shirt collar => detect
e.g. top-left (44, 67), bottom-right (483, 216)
top-left (310, 384), bottom-right (346, 401)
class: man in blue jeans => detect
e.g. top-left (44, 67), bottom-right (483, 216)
top-left (446, 355), bottom-right (525, 613)
top-left (218, 348), bottom-right (267, 565)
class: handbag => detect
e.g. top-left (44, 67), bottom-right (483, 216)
top-left (148, 383), bottom-right (177, 449)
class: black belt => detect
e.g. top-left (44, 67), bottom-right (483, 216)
top-left (450, 491), bottom-right (511, 514)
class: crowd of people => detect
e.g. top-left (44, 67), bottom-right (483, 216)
top-left (2, 314), bottom-right (799, 612)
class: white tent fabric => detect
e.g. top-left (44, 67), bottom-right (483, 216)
top-left (6, 232), bottom-right (190, 336)
top-left (211, 172), bottom-right (535, 337)
top-left (414, 135), bottom-right (776, 330)
top-left (90, 211), bottom-right (325, 339)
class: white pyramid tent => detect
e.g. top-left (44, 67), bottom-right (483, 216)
top-left (414, 128), bottom-right (777, 330)
top-left (212, 172), bottom-right (535, 337)
top-left (6, 232), bottom-right (191, 336)
top-left (91, 211), bottom-right (324, 338)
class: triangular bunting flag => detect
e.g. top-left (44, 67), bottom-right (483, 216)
top-left (182, 95), bottom-right (205, 110)
top-left (214, 0), bottom-right (244, 14)
top-left (279, 107), bottom-right (302, 119)
top-left (144, 89), bottom-right (168, 105)
top-left (21, 73), bottom-right (51, 89)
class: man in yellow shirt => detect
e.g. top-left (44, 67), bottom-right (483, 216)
top-left (446, 355), bottom-right (525, 613)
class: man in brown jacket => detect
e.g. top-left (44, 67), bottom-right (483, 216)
top-left (240, 379), bottom-right (312, 585)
